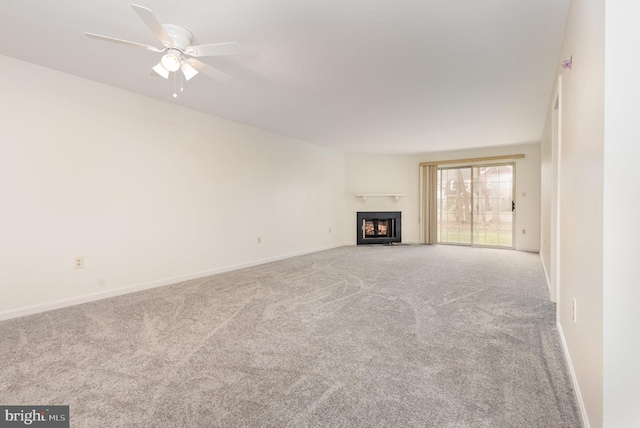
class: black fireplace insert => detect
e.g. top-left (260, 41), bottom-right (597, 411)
top-left (357, 211), bottom-right (402, 245)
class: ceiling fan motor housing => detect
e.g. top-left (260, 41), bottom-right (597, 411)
top-left (161, 23), bottom-right (193, 50)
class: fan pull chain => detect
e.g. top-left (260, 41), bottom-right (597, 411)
top-left (173, 71), bottom-right (178, 98)
top-left (171, 69), bottom-right (185, 99)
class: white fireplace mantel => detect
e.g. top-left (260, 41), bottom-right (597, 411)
top-left (355, 193), bottom-right (405, 202)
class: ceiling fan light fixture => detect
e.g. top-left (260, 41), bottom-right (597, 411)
top-left (161, 50), bottom-right (181, 72)
top-left (181, 62), bottom-right (199, 81)
top-left (152, 62), bottom-right (170, 79)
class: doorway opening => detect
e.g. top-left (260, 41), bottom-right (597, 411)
top-left (437, 163), bottom-right (515, 248)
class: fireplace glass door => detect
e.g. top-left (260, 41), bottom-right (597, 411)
top-left (365, 219), bottom-right (389, 237)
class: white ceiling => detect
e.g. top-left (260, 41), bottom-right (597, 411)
top-left (1, 0), bottom-right (569, 154)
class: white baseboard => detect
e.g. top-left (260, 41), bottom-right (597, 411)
top-left (539, 254), bottom-right (552, 296)
top-left (516, 247), bottom-right (541, 253)
top-left (557, 321), bottom-right (590, 428)
top-left (0, 243), bottom-right (348, 322)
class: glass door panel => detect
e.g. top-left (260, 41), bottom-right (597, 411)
top-left (438, 163), bottom-right (514, 248)
top-left (437, 167), bottom-right (472, 244)
top-left (472, 164), bottom-right (514, 247)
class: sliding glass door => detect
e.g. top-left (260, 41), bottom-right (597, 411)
top-left (437, 164), bottom-right (514, 248)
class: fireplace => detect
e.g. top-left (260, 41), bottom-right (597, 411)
top-left (357, 211), bottom-right (402, 245)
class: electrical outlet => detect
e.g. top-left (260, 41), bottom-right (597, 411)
top-left (573, 298), bottom-right (577, 323)
top-left (74, 256), bottom-right (84, 269)
top-left (257, 237), bottom-right (261, 244)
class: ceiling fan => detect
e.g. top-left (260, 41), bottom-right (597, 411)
top-left (85, 4), bottom-right (241, 86)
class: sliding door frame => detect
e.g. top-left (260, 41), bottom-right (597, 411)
top-left (419, 154), bottom-right (523, 248)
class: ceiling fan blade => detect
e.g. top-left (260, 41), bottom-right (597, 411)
top-left (131, 4), bottom-right (172, 47)
top-left (85, 32), bottom-right (165, 53)
top-left (187, 59), bottom-right (231, 82)
top-left (186, 42), bottom-right (242, 57)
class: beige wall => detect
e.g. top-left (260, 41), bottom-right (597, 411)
top-left (603, 1), bottom-right (640, 426)
top-left (0, 55), bottom-right (346, 318)
top-left (344, 154), bottom-right (416, 244)
top-left (540, 0), bottom-right (605, 426)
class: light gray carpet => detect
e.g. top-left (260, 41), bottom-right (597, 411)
top-left (0, 245), bottom-right (581, 427)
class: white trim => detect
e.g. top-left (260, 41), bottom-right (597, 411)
top-left (540, 253), bottom-right (552, 296)
top-left (557, 321), bottom-right (590, 428)
top-left (515, 247), bottom-right (540, 253)
top-left (0, 243), bottom-right (348, 321)
top-left (551, 75), bottom-right (563, 305)
top-left (419, 165), bottom-right (425, 244)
